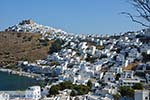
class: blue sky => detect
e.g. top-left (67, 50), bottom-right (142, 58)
top-left (0, 0), bottom-right (144, 34)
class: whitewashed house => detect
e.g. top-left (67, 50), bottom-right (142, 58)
top-left (147, 49), bottom-right (150, 55)
top-left (91, 46), bottom-right (96, 55)
top-left (145, 73), bottom-right (150, 83)
top-left (122, 70), bottom-right (134, 79)
top-left (116, 54), bottom-right (125, 62)
top-left (129, 48), bottom-right (140, 58)
top-left (120, 78), bottom-right (140, 87)
top-left (99, 40), bottom-right (103, 46)
top-left (124, 60), bottom-right (129, 67)
top-left (93, 64), bottom-right (102, 71)
top-left (110, 67), bottom-right (122, 74)
top-left (0, 92), bottom-right (9, 100)
top-left (78, 42), bottom-right (88, 51)
top-left (134, 90), bottom-right (149, 100)
top-left (25, 86), bottom-right (41, 100)
top-left (104, 72), bottom-right (115, 83)
top-left (119, 70), bottom-right (141, 86)
top-left (94, 71), bottom-right (104, 80)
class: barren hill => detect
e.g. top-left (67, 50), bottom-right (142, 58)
top-left (0, 32), bottom-right (53, 68)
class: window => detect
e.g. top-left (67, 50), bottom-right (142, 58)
top-left (145, 97), bottom-right (148, 100)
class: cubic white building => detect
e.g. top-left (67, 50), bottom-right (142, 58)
top-left (146, 73), bottom-right (150, 83)
top-left (25, 86), bottom-right (41, 100)
top-left (0, 92), bottom-right (9, 100)
top-left (120, 78), bottom-right (140, 87)
top-left (134, 90), bottom-right (149, 100)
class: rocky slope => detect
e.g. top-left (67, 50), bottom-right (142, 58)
top-left (0, 31), bottom-right (53, 68)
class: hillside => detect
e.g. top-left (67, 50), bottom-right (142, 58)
top-left (5, 19), bottom-right (67, 35)
top-left (0, 31), bottom-right (53, 68)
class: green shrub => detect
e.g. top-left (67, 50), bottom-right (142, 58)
top-left (119, 86), bottom-right (134, 98)
top-left (48, 81), bottom-right (90, 96)
top-left (49, 39), bottom-right (64, 54)
top-left (49, 85), bottom-right (60, 96)
top-left (132, 83), bottom-right (144, 90)
top-left (87, 80), bottom-right (92, 90)
top-left (70, 90), bottom-right (77, 96)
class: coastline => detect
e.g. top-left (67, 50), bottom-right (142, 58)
top-left (0, 67), bottom-right (45, 81)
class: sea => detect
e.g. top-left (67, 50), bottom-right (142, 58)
top-left (0, 71), bottom-right (45, 90)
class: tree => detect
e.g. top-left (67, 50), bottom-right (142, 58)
top-left (122, 0), bottom-right (150, 27)
top-left (77, 85), bottom-right (90, 95)
top-left (48, 81), bottom-right (90, 96)
top-left (59, 81), bottom-right (73, 90)
top-left (48, 85), bottom-right (60, 96)
top-left (49, 39), bottom-right (64, 54)
top-left (119, 86), bottom-right (134, 97)
top-left (132, 83), bottom-right (144, 90)
top-left (70, 90), bottom-right (77, 96)
top-left (87, 80), bottom-right (92, 90)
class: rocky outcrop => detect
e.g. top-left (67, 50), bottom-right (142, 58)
top-left (19, 19), bottom-right (35, 25)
